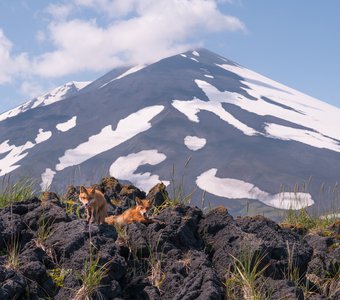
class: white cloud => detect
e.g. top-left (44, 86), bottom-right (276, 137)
top-left (46, 3), bottom-right (73, 20)
top-left (0, 29), bottom-right (30, 84)
top-left (20, 80), bottom-right (45, 99)
top-left (31, 0), bottom-right (245, 78)
top-left (0, 0), bottom-right (245, 85)
top-left (73, 0), bottom-right (139, 17)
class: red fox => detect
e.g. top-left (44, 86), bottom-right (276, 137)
top-left (79, 186), bottom-right (108, 224)
top-left (105, 198), bottom-right (153, 226)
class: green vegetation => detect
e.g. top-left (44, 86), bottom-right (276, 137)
top-left (146, 240), bottom-right (166, 290)
top-left (35, 216), bottom-right (55, 250)
top-left (0, 177), bottom-right (35, 208)
top-left (225, 249), bottom-right (269, 300)
top-left (285, 241), bottom-right (302, 286)
top-left (281, 207), bottom-right (338, 235)
top-left (5, 235), bottom-right (21, 269)
top-left (114, 223), bottom-right (129, 246)
top-left (74, 256), bottom-right (109, 300)
top-left (152, 159), bottom-right (195, 215)
top-left (48, 268), bottom-right (71, 288)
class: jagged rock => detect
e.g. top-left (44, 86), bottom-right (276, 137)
top-left (236, 215), bottom-right (313, 279)
top-left (262, 278), bottom-right (304, 300)
top-left (0, 269), bottom-right (27, 300)
top-left (147, 183), bottom-right (168, 207)
top-left (161, 250), bottom-right (223, 300)
top-left (41, 191), bottom-right (60, 203)
top-left (304, 233), bottom-right (333, 253)
top-left (119, 185), bottom-right (146, 200)
top-left (99, 177), bottom-right (122, 198)
top-left (199, 207), bottom-right (263, 280)
top-left (64, 185), bottom-right (79, 202)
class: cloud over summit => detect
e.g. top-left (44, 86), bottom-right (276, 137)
top-left (0, 0), bottom-right (245, 109)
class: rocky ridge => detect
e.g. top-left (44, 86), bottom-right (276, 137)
top-left (0, 177), bottom-right (339, 299)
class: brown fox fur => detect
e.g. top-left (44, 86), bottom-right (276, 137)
top-left (79, 186), bottom-right (108, 224)
top-left (105, 198), bottom-right (153, 226)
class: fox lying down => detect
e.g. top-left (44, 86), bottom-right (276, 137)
top-left (105, 197), bottom-right (153, 226)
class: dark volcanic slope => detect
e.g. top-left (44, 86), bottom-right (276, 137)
top-left (1, 49), bottom-right (340, 215)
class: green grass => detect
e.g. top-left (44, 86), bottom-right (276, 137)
top-left (35, 216), bottom-right (55, 250)
top-left (0, 177), bottom-right (35, 208)
top-left (224, 249), bottom-right (269, 300)
top-left (48, 268), bottom-right (71, 288)
top-left (151, 159), bottom-right (195, 216)
top-left (5, 235), bottom-right (21, 269)
top-left (282, 207), bottom-right (338, 234)
top-left (146, 240), bottom-right (166, 290)
top-left (114, 223), bottom-right (129, 246)
top-left (74, 256), bottom-right (109, 300)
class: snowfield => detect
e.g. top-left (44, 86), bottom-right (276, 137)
top-left (109, 150), bottom-right (170, 192)
top-left (196, 168), bottom-right (314, 210)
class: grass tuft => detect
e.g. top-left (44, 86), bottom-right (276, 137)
top-left (146, 235), bottom-right (166, 291)
top-left (225, 249), bottom-right (269, 300)
top-left (0, 177), bottom-right (35, 208)
top-left (281, 207), bottom-right (339, 235)
top-left (5, 235), bottom-right (21, 269)
top-left (48, 268), bottom-right (71, 288)
top-left (74, 256), bottom-right (109, 300)
top-left (35, 216), bottom-right (55, 250)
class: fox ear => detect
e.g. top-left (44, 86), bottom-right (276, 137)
top-left (135, 197), bottom-right (142, 205)
top-left (89, 187), bottom-right (96, 194)
top-left (80, 186), bottom-right (87, 193)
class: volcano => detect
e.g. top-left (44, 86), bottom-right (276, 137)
top-left (1, 49), bottom-right (339, 216)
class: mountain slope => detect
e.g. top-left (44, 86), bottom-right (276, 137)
top-left (0, 81), bottom-right (91, 122)
top-left (1, 49), bottom-right (339, 216)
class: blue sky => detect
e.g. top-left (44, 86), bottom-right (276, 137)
top-left (0, 0), bottom-right (339, 113)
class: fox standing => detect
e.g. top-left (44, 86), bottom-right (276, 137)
top-left (105, 197), bottom-right (153, 225)
top-left (79, 186), bottom-right (108, 224)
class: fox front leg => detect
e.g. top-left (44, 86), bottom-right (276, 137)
top-left (89, 207), bottom-right (95, 224)
top-left (86, 207), bottom-right (90, 222)
top-left (94, 206), bottom-right (100, 224)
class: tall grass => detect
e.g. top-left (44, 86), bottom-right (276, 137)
top-left (0, 177), bottom-right (35, 208)
top-left (225, 249), bottom-right (269, 300)
top-left (5, 235), bottom-right (21, 269)
top-left (152, 158), bottom-right (195, 215)
top-left (35, 216), bottom-right (55, 250)
top-left (280, 180), bottom-right (340, 234)
top-left (146, 237), bottom-right (166, 290)
top-left (74, 256), bottom-right (109, 300)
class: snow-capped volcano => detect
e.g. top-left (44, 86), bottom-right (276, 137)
top-left (0, 81), bottom-right (91, 122)
top-left (1, 49), bottom-right (339, 216)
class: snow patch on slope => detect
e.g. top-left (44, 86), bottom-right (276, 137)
top-left (35, 129), bottom-right (52, 144)
top-left (110, 150), bottom-right (170, 192)
top-left (172, 81), bottom-right (257, 136)
top-left (55, 105), bottom-right (164, 171)
top-left (0, 129), bottom-right (52, 176)
top-left (56, 116), bottom-right (77, 132)
top-left (196, 168), bottom-right (314, 210)
top-left (40, 168), bottom-right (56, 190)
top-left (216, 63), bottom-right (340, 151)
top-left (192, 51), bottom-right (200, 57)
top-left (184, 136), bottom-right (206, 151)
top-left (265, 123), bottom-right (340, 152)
top-left (100, 65), bottom-right (146, 88)
top-left (190, 57), bottom-right (199, 62)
